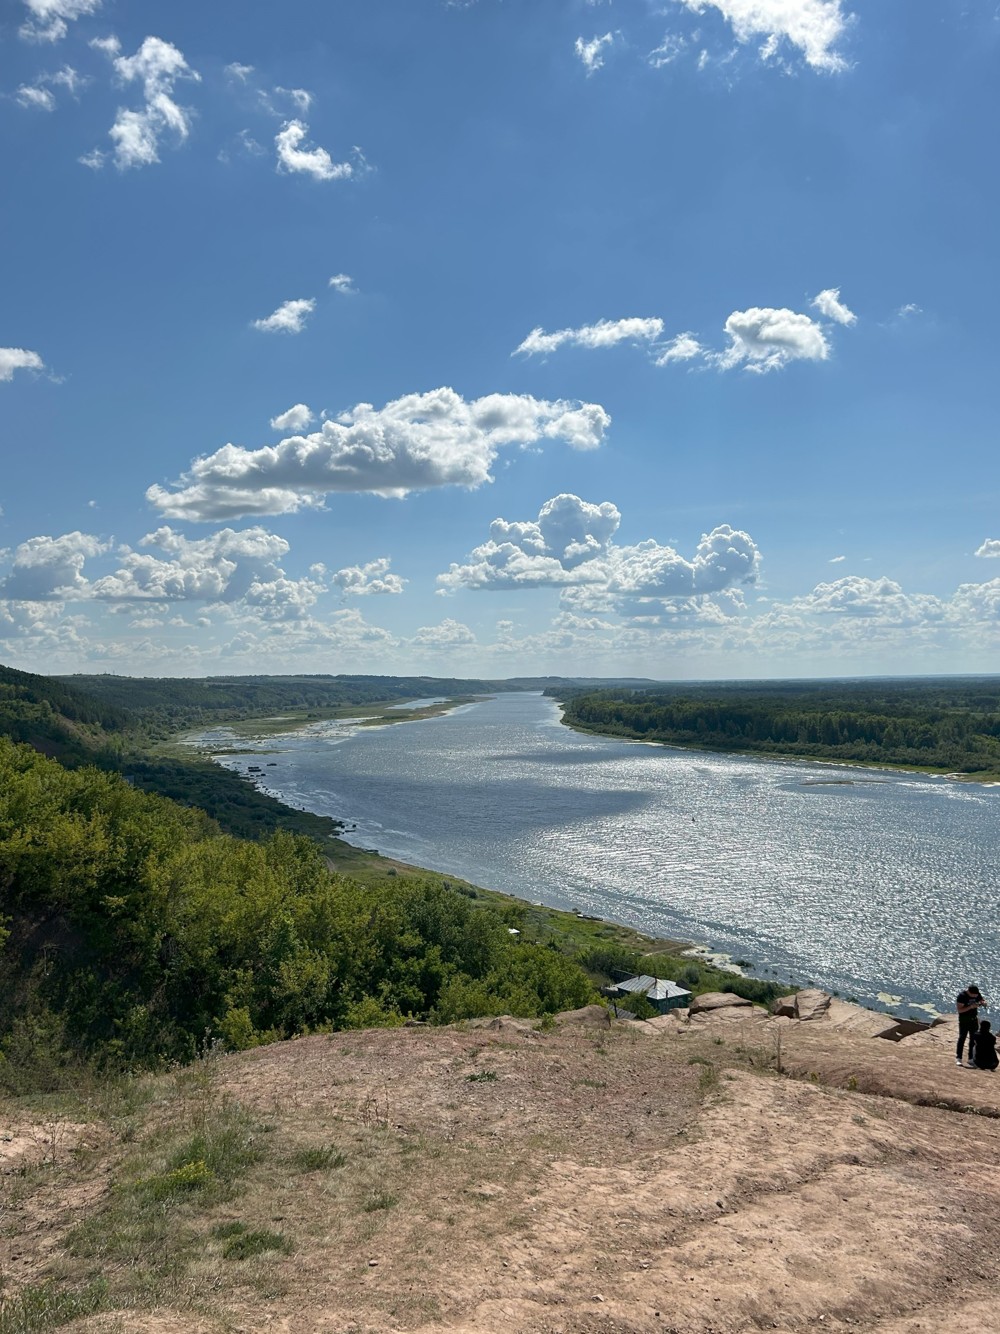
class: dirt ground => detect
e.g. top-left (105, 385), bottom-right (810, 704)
top-left (4, 1004), bottom-right (1000, 1334)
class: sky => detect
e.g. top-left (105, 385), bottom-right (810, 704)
top-left (2, 0), bottom-right (999, 681)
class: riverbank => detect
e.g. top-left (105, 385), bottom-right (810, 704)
top-left (561, 711), bottom-right (1000, 784)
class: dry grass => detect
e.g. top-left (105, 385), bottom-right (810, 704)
top-left (3, 1010), bottom-right (1000, 1332)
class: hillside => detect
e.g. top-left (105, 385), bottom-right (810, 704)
top-left (3, 1000), bottom-right (998, 1333)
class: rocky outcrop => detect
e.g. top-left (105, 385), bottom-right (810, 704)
top-left (689, 991), bottom-right (754, 1015)
top-left (793, 988), bottom-right (832, 1021)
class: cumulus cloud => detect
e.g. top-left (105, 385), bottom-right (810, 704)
top-left (270, 403), bottom-right (315, 432)
top-left (0, 348), bottom-right (45, 381)
top-left (674, 0), bottom-right (851, 73)
top-left (411, 618), bottom-right (477, 649)
top-left (328, 273), bottom-right (356, 294)
top-left (147, 387), bottom-right (611, 522)
top-left (575, 33), bottom-right (614, 74)
top-left (252, 298), bottom-right (315, 334)
top-left (975, 540), bottom-right (1000, 559)
top-left (438, 495), bottom-right (760, 618)
top-left (19, 0), bottom-right (100, 43)
top-left (438, 494), bottom-right (621, 591)
top-left (790, 576), bottom-right (944, 624)
top-left (713, 306), bottom-right (830, 372)
top-left (1, 531), bottom-right (109, 600)
top-left (331, 558), bottom-right (406, 596)
top-left (275, 120), bottom-right (354, 181)
top-left (87, 35), bottom-right (200, 170)
top-left (812, 286), bottom-right (856, 325)
top-left (654, 332), bottom-right (703, 365)
top-left (515, 317), bottom-right (664, 357)
top-left (90, 526), bottom-right (289, 602)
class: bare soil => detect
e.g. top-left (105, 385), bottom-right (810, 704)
top-left (4, 1006), bottom-right (1000, 1333)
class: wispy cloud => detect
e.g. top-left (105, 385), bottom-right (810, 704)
top-left (673, 0), bottom-right (853, 73)
top-left (515, 317), bottom-right (665, 357)
top-left (19, 0), bottom-right (101, 44)
top-left (575, 32), bottom-right (614, 74)
top-left (275, 120), bottom-right (355, 181)
top-left (0, 348), bottom-right (45, 381)
top-left (86, 35), bottom-right (201, 170)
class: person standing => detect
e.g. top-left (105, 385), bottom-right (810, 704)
top-left (956, 984), bottom-right (984, 1068)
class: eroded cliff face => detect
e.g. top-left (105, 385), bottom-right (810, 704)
top-left (5, 1003), bottom-right (999, 1334)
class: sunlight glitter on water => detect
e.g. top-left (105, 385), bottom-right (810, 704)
top-left (210, 692), bottom-right (1000, 1015)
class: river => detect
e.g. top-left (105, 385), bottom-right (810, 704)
top-left (201, 691), bottom-right (1000, 1016)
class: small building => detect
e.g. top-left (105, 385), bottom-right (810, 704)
top-left (607, 974), bottom-right (692, 1015)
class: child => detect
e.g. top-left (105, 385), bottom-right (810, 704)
top-left (974, 1020), bottom-right (998, 1071)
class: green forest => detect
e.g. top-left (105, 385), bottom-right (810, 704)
top-left (555, 677), bottom-right (1000, 775)
top-left (0, 736), bottom-right (596, 1082)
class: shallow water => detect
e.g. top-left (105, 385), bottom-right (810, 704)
top-left (206, 692), bottom-right (1000, 1016)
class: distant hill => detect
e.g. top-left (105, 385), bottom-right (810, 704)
top-left (0, 662), bottom-right (129, 760)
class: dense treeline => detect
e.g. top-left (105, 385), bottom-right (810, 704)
top-left (555, 678), bottom-right (1000, 774)
top-left (0, 663), bottom-right (129, 758)
top-left (0, 738), bottom-right (593, 1080)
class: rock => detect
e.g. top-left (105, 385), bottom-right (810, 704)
top-left (553, 1004), bottom-right (612, 1029)
top-left (794, 988), bottom-right (832, 1021)
top-left (772, 996), bottom-right (797, 1018)
top-left (689, 991), bottom-right (753, 1015)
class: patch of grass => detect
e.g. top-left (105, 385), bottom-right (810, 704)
top-left (221, 1228), bottom-right (292, 1260)
top-left (137, 1158), bottom-right (215, 1200)
top-left (211, 1220), bottom-right (247, 1240)
top-left (290, 1145), bottom-right (346, 1172)
top-left (363, 1189), bottom-right (398, 1213)
top-left (0, 1280), bottom-right (107, 1334)
top-left (465, 1070), bottom-right (498, 1084)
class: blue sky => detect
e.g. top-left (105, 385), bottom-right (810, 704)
top-left (2, 0), bottom-right (998, 679)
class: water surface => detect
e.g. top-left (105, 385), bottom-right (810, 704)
top-left (207, 692), bottom-right (1000, 1015)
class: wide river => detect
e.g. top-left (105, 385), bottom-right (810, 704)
top-left (206, 692), bottom-right (1000, 1016)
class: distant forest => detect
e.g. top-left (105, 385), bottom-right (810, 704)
top-left (553, 678), bottom-right (1000, 775)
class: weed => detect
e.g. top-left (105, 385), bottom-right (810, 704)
top-left (222, 1229), bottom-right (292, 1260)
top-left (465, 1070), bottom-right (498, 1084)
top-left (0, 1279), bottom-right (107, 1334)
top-left (290, 1145), bottom-right (347, 1172)
top-left (363, 1190), bottom-right (398, 1212)
top-left (138, 1159), bottom-right (215, 1200)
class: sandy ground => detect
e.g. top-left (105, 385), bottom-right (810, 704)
top-left (5, 1004), bottom-right (1000, 1334)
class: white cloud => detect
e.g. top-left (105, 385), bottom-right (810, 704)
top-left (88, 526), bottom-right (322, 621)
top-left (439, 494), bottom-right (621, 591)
top-left (790, 576), bottom-right (944, 624)
top-left (1, 531), bottom-right (109, 600)
top-left (332, 557), bottom-right (406, 596)
top-left (0, 348), bottom-right (45, 381)
top-left (515, 317), bottom-right (665, 357)
top-left (674, 0), bottom-right (851, 72)
top-left (16, 85), bottom-right (57, 111)
top-left (270, 403), bottom-right (315, 432)
top-left (147, 387), bottom-right (611, 521)
top-left (654, 332), bottom-right (703, 365)
top-left (275, 86), bottom-right (312, 113)
top-left (411, 618), bottom-right (477, 649)
top-left (19, 0), bottom-right (100, 43)
top-left (88, 36), bottom-right (200, 170)
top-left (224, 62), bottom-right (254, 82)
top-left (714, 306), bottom-right (830, 372)
top-left (275, 120), bottom-right (354, 181)
top-left (575, 32), bottom-right (614, 74)
top-left (975, 540), bottom-right (1000, 559)
top-left (811, 286), bottom-right (856, 325)
top-left (829, 554), bottom-right (846, 563)
top-left (439, 496), bottom-right (760, 618)
top-left (648, 33), bottom-right (687, 67)
top-left (329, 273), bottom-right (356, 294)
top-left (252, 298), bottom-right (316, 334)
